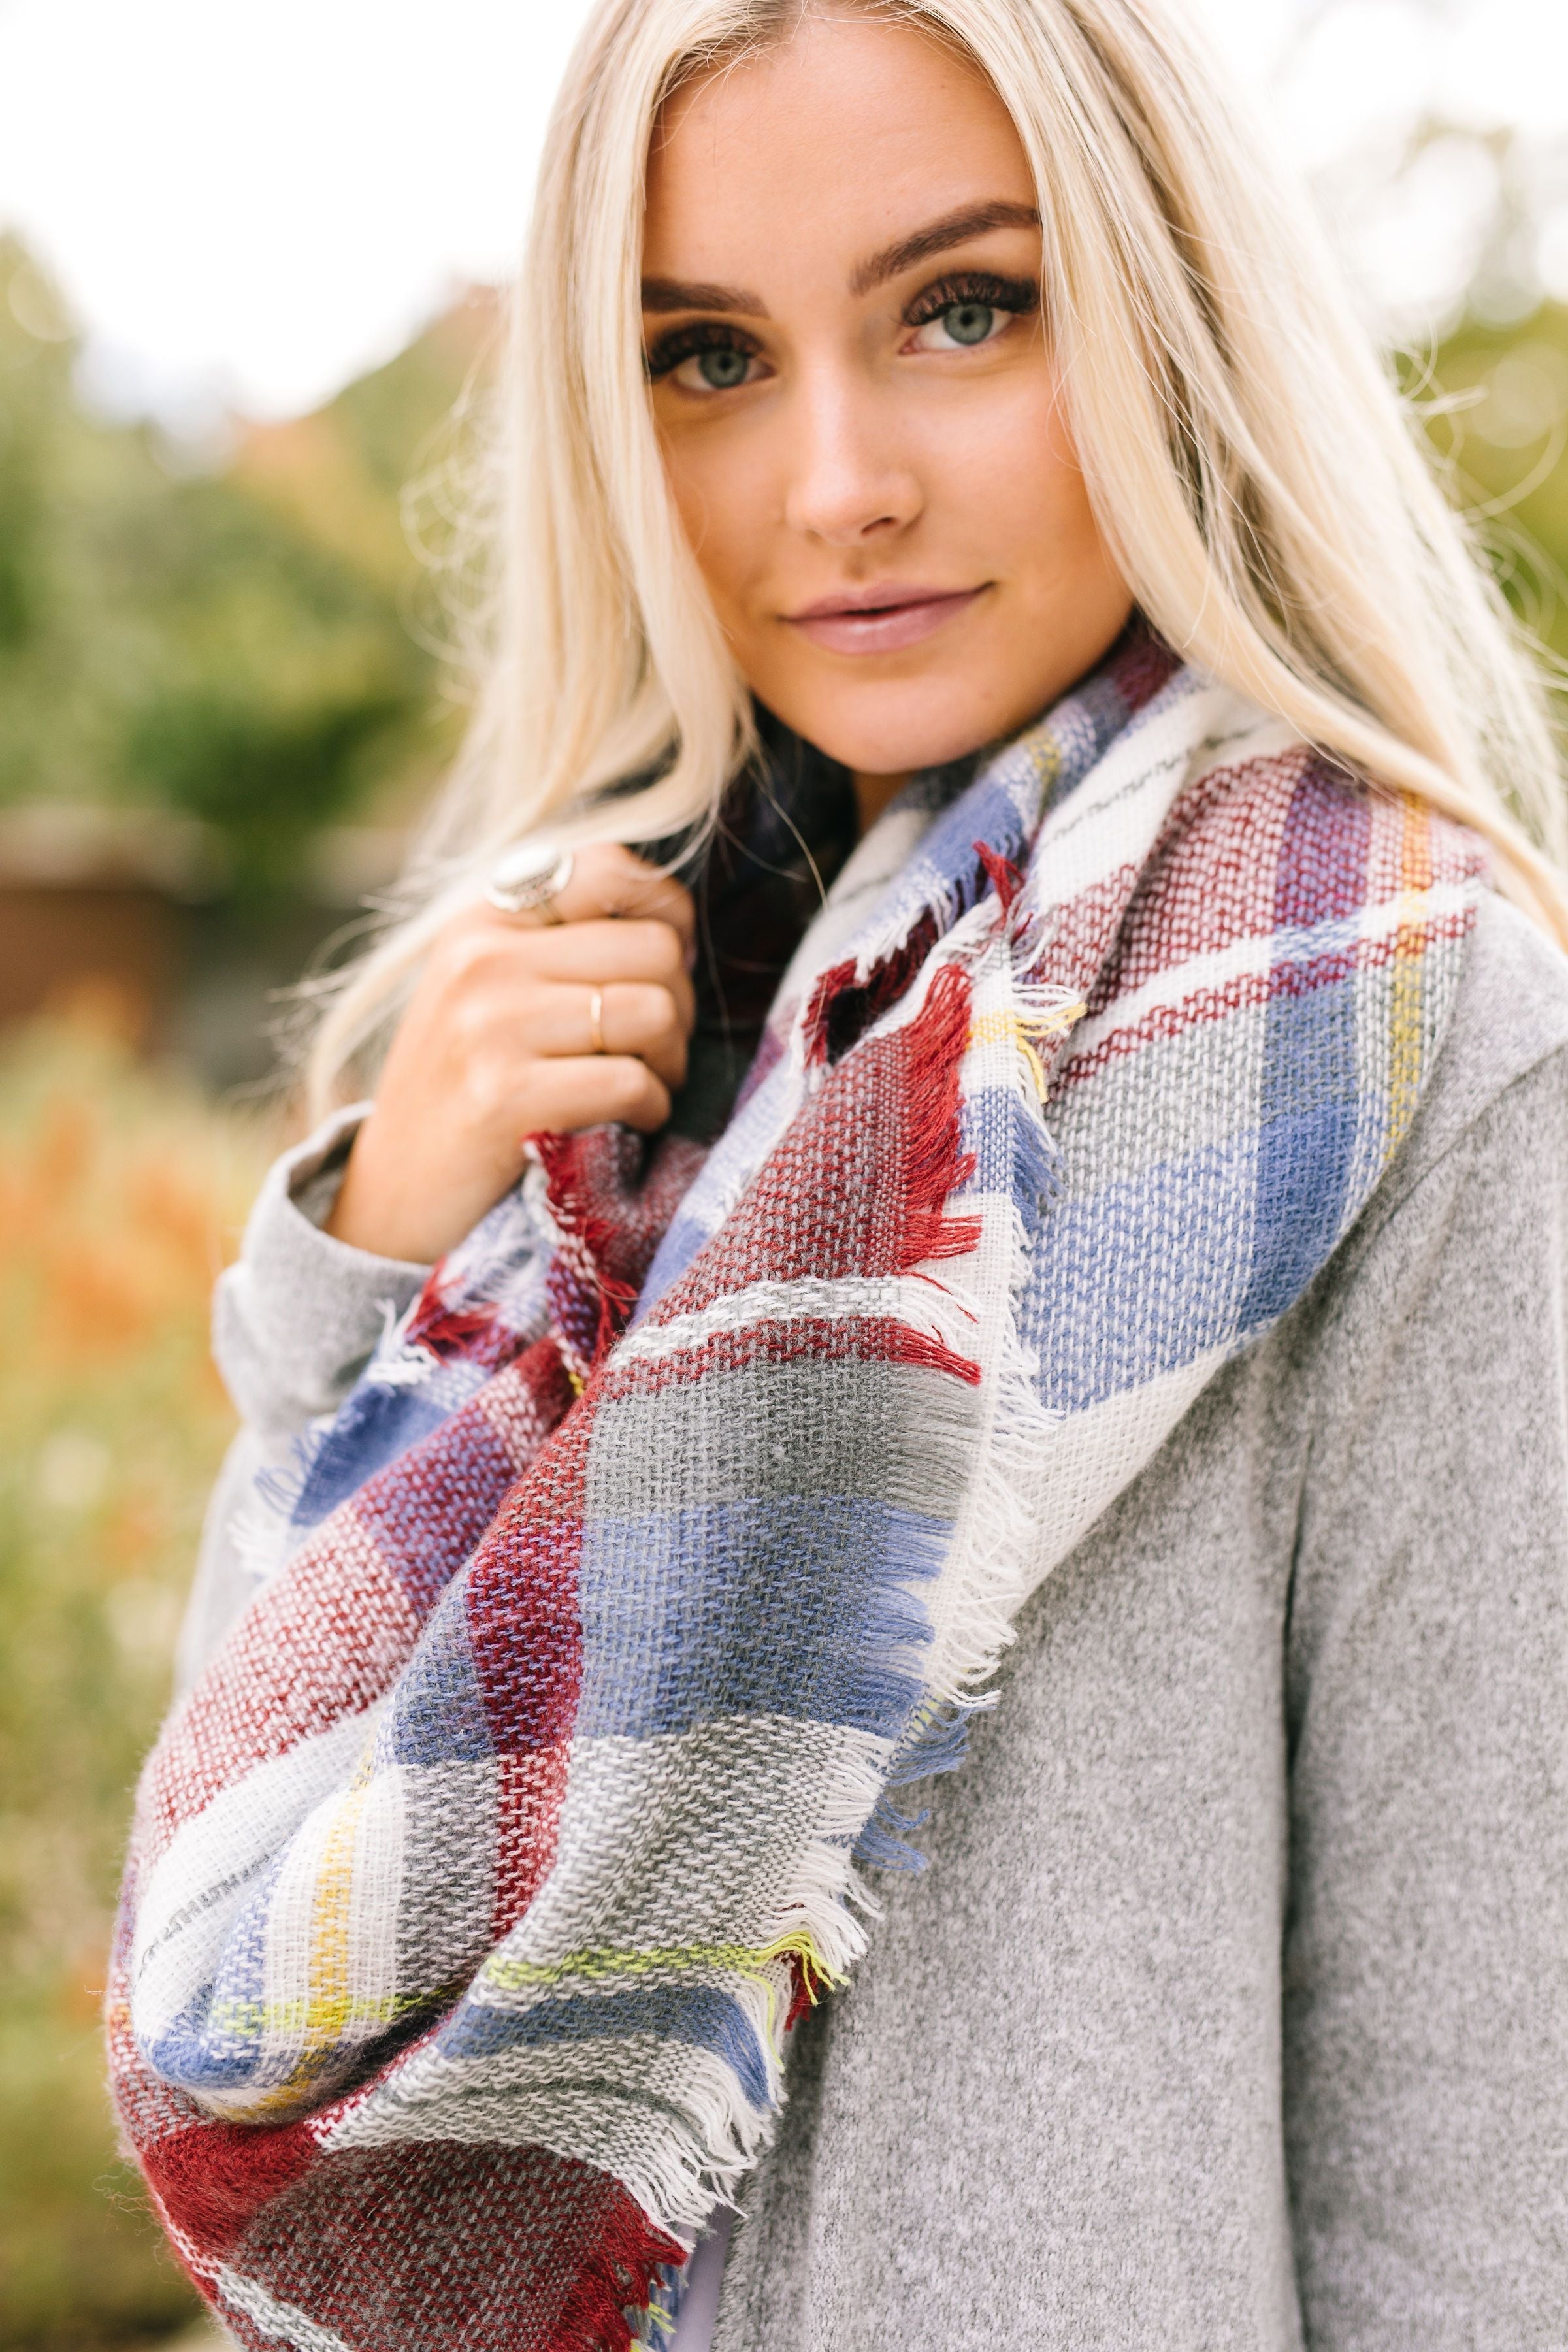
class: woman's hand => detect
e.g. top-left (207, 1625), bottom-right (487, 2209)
top-left (324, 843), bottom-right (696, 1264)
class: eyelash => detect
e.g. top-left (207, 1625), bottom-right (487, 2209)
top-left (644, 269), bottom-right (1041, 382)
top-left (900, 270), bottom-right (1039, 331)
top-left (645, 321), bottom-right (763, 382)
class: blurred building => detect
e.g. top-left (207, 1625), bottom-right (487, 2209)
top-left (0, 801), bottom-right (410, 1085)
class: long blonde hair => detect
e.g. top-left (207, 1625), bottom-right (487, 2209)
top-left (305, 0), bottom-right (1568, 1113)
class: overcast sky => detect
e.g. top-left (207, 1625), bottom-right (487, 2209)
top-left (0, 0), bottom-right (1564, 424)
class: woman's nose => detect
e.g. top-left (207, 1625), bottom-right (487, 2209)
top-left (781, 376), bottom-right (922, 545)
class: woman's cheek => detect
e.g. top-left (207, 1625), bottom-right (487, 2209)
top-left (661, 429), bottom-right (768, 632)
top-left (928, 364), bottom-right (1081, 543)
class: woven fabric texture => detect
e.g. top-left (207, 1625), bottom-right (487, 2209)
top-left (109, 637), bottom-right (1486, 2352)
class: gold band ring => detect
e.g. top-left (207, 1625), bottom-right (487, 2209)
top-left (587, 987), bottom-right (606, 1056)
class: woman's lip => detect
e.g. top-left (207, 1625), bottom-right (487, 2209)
top-left (786, 586), bottom-right (987, 655)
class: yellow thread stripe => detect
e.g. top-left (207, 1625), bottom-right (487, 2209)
top-left (301, 1752), bottom-right (379, 2057)
top-left (1385, 793), bottom-right (1433, 1159)
top-left (201, 1926), bottom-right (841, 2057)
top-left (484, 1927), bottom-right (841, 2046)
top-left (483, 1927), bottom-right (844, 2001)
top-left (225, 1745), bottom-right (387, 2114)
top-left (205, 1986), bottom-right (443, 2042)
top-left (969, 1002), bottom-right (1086, 1102)
top-left (1026, 735), bottom-right (1064, 811)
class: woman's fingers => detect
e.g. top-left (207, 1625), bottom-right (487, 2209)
top-left (323, 851), bottom-right (697, 1262)
top-left (504, 841), bottom-right (697, 958)
top-left (517, 919), bottom-right (696, 1024)
top-left (521, 1055), bottom-right (673, 1136)
top-left (523, 981), bottom-right (689, 1089)
top-left (442, 915), bottom-right (697, 1036)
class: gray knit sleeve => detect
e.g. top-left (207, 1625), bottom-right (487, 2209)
top-left (1282, 1042), bottom-right (1568, 2346)
top-left (177, 1111), bottom-right (434, 1693)
top-left (211, 1105), bottom-right (433, 1441)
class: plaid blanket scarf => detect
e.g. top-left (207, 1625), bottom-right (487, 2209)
top-left (110, 638), bottom-right (1488, 2352)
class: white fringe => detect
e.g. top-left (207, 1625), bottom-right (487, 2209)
top-left (617, 924), bottom-right (1072, 2244)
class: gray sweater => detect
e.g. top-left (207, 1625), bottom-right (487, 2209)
top-left (191, 892), bottom-right (1568, 2350)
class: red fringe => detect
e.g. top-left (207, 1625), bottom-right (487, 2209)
top-left (404, 1298), bottom-right (504, 1362)
top-left (551, 2195), bottom-right (685, 2352)
top-left (784, 1946), bottom-right (833, 2032)
top-left (531, 1131), bottom-right (640, 1365)
top-left (975, 841), bottom-right (1025, 916)
top-left (895, 962), bottom-right (981, 1275)
top-left (888, 1322), bottom-right (981, 1386)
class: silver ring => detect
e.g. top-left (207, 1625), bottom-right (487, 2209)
top-left (485, 840), bottom-right (574, 919)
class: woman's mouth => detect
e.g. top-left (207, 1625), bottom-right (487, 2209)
top-left (785, 583), bottom-right (987, 654)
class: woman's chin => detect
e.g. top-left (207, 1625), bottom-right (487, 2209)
top-left (780, 682), bottom-right (1030, 781)
top-left (770, 629), bottom-right (1136, 777)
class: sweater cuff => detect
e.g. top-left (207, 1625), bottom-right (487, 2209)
top-left (212, 1104), bottom-right (433, 1436)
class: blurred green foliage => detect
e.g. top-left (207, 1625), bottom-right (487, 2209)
top-left (1411, 306), bottom-right (1568, 674)
top-left (0, 237), bottom-right (481, 895)
top-left (0, 1013), bottom-right (269, 2345)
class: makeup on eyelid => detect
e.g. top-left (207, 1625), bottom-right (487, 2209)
top-left (642, 271), bottom-right (1039, 384)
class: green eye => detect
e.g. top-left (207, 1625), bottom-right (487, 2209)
top-left (697, 347), bottom-right (751, 389)
top-left (944, 302), bottom-right (995, 346)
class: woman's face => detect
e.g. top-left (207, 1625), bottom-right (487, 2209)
top-left (642, 10), bottom-right (1134, 784)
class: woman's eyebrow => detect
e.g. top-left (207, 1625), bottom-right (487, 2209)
top-left (642, 277), bottom-right (770, 316)
top-left (849, 200), bottom-right (1041, 296)
top-left (638, 199), bottom-right (1039, 319)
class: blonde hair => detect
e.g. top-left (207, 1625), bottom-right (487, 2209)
top-left (304, 0), bottom-right (1568, 1113)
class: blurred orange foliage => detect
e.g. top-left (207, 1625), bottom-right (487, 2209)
top-left (0, 1006), bottom-right (273, 2345)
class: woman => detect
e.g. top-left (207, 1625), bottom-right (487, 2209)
top-left (112, 1), bottom-right (1568, 2347)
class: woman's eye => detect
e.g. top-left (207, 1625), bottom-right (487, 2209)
top-left (911, 299), bottom-right (1003, 353)
top-left (671, 346), bottom-right (759, 393)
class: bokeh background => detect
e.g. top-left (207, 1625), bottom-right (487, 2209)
top-left (3, 0), bottom-right (1567, 2342)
